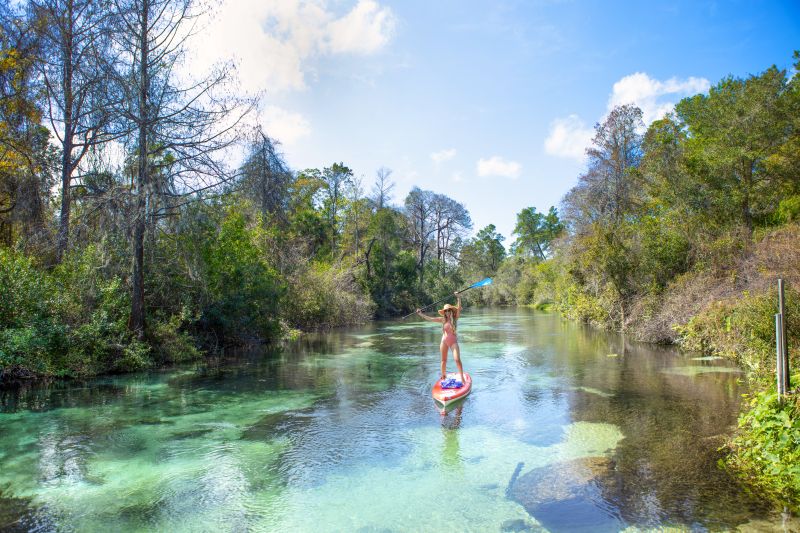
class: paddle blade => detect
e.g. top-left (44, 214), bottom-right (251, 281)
top-left (471, 277), bottom-right (493, 288)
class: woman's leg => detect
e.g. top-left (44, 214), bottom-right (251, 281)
top-left (452, 343), bottom-right (465, 384)
top-left (439, 341), bottom-right (448, 380)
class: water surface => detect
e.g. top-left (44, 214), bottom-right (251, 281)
top-left (0, 309), bottom-right (787, 531)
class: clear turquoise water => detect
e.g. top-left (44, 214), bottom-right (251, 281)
top-left (0, 309), bottom-right (787, 531)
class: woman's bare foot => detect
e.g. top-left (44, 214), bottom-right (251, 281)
top-left (459, 373), bottom-right (465, 385)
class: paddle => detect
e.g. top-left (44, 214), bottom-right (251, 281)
top-left (402, 277), bottom-right (493, 319)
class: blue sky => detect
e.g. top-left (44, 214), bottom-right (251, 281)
top-left (193, 0), bottom-right (800, 242)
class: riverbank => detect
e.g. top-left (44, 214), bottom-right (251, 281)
top-left (509, 223), bottom-right (800, 513)
top-left (0, 237), bottom-right (374, 385)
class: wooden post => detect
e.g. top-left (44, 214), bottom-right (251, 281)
top-left (778, 279), bottom-right (790, 391)
top-left (776, 313), bottom-right (786, 396)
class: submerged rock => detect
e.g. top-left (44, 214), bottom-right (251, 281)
top-left (0, 489), bottom-right (55, 533)
top-left (508, 456), bottom-right (624, 533)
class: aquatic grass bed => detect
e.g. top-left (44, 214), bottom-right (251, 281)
top-left (661, 366), bottom-right (744, 377)
top-left (0, 310), bottom-right (780, 531)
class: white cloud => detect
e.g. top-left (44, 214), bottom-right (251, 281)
top-left (544, 72), bottom-right (710, 161)
top-left (431, 148), bottom-right (457, 164)
top-left (451, 171), bottom-right (463, 183)
top-left (543, 114), bottom-right (593, 161)
top-left (608, 72), bottom-right (710, 124)
top-left (476, 156), bottom-right (521, 179)
top-left (189, 0), bottom-right (396, 94)
top-left (259, 105), bottom-right (312, 145)
top-left (327, 0), bottom-right (395, 54)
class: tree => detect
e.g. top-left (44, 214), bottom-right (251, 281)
top-left (563, 104), bottom-right (644, 232)
top-left (239, 126), bottom-right (291, 225)
top-left (675, 65), bottom-right (793, 234)
top-left (404, 187), bottom-right (472, 282)
top-left (33, 0), bottom-right (119, 261)
top-left (767, 51), bottom-right (800, 206)
top-left (404, 186), bottom-right (436, 283)
top-left (460, 224), bottom-right (505, 275)
top-left (431, 193), bottom-right (471, 270)
top-left (0, 5), bottom-right (54, 248)
top-left (111, 0), bottom-right (248, 337)
top-left (319, 162), bottom-right (352, 252)
top-left (560, 105), bottom-right (645, 327)
top-left (512, 206), bottom-right (563, 260)
top-left (371, 166), bottom-right (394, 209)
top-left (340, 174), bottom-right (372, 260)
top-left (362, 206), bottom-right (412, 315)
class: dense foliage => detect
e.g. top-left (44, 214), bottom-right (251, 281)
top-left (1, 0), bottom-right (798, 514)
top-left (0, 0), bottom-right (500, 380)
top-left (487, 54), bottom-right (800, 512)
top-left (726, 390), bottom-right (800, 512)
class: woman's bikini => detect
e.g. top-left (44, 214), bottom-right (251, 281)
top-left (442, 320), bottom-right (457, 348)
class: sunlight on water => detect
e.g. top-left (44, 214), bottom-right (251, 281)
top-left (0, 309), bottom-right (785, 531)
top-left (262, 422), bottom-right (623, 532)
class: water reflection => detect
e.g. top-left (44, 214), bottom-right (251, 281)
top-left (0, 309), bottom-right (789, 531)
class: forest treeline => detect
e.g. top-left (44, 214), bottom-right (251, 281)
top-left (1, 0), bottom-right (798, 511)
top-left (487, 54), bottom-right (800, 355)
top-left (0, 0), bottom-right (518, 380)
top-left (479, 53), bottom-right (800, 511)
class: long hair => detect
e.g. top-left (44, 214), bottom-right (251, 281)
top-left (444, 308), bottom-right (457, 333)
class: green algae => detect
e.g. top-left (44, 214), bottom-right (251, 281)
top-left (257, 421), bottom-right (623, 532)
top-left (574, 386), bottom-right (614, 398)
top-left (662, 366), bottom-right (743, 377)
top-left (0, 309), bottom-right (775, 532)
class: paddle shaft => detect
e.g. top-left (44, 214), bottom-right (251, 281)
top-left (401, 282), bottom-right (476, 319)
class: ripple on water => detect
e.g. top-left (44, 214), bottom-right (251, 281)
top-left (0, 310), bottom-right (777, 531)
top-left (255, 421), bottom-right (624, 531)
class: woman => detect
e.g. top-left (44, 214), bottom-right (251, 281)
top-left (416, 292), bottom-right (465, 385)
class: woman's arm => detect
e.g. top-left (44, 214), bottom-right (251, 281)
top-left (416, 309), bottom-right (443, 322)
top-left (455, 292), bottom-right (462, 311)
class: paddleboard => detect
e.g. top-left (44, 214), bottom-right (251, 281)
top-left (432, 372), bottom-right (472, 407)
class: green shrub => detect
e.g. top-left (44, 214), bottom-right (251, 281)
top-left (725, 389), bottom-right (800, 512)
top-left (674, 289), bottom-right (799, 379)
top-left (515, 263), bottom-right (538, 305)
top-left (0, 249), bottom-right (52, 327)
top-left (558, 280), bottom-right (613, 326)
top-left (0, 249), bottom-right (64, 375)
top-left (200, 209), bottom-right (284, 343)
top-left (148, 308), bottom-right (200, 364)
top-left (113, 340), bottom-right (152, 372)
top-left (520, 259), bottom-right (562, 306)
top-left (776, 195), bottom-right (800, 224)
top-left (284, 262), bottom-right (374, 330)
top-left (475, 256), bottom-right (521, 306)
top-left (0, 247), bottom-right (153, 378)
top-left (637, 214), bottom-right (691, 290)
top-left (419, 260), bottom-right (465, 307)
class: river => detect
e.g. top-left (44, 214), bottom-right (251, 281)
top-left (0, 309), bottom-right (789, 531)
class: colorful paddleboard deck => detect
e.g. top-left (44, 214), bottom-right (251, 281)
top-left (432, 372), bottom-right (472, 407)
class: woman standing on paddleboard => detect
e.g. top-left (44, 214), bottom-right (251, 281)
top-left (416, 292), bottom-right (465, 384)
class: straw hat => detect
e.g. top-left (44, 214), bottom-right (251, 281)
top-left (438, 303), bottom-right (460, 318)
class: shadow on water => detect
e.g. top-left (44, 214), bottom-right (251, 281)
top-left (0, 309), bottom-right (792, 531)
top-left (439, 402), bottom-right (464, 429)
top-left (441, 406), bottom-right (463, 471)
top-left (507, 456), bottom-right (624, 533)
top-left (0, 487), bottom-right (56, 532)
top-left (499, 312), bottom-right (775, 530)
